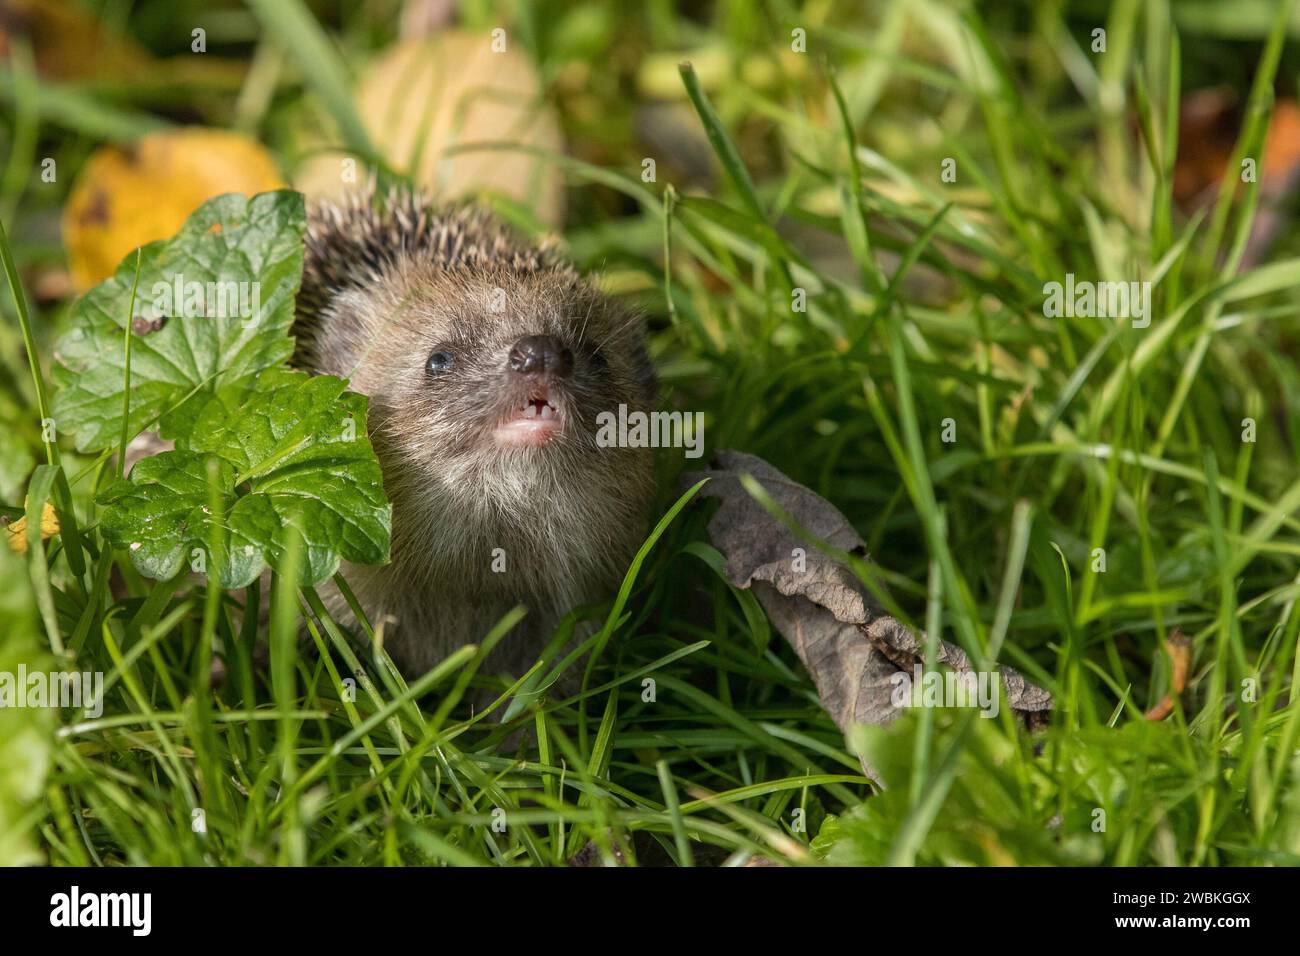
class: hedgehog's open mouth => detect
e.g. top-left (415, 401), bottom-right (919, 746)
top-left (494, 389), bottom-right (562, 446)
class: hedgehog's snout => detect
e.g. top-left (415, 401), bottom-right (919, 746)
top-left (495, 334), bottom-right (571, 447)
top-left (507, 335), bottom-right (573, 380)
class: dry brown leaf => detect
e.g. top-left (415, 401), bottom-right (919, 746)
top-left (4, 502), bottom-right (58, 555)
top-left (0, 0), bottom-right (146, 80)
top-left (1144, 629), bottom-right (1192, 721)
top-left (294, 31), bottom-right (565, 227)
top-left (63, 128), bottom-right (284, 290)
top-left (685, 450), bottom-right (1051, 785)
top-left (1, 0), bottom-right (244, 86)
top-left (1172, 90), bottom-right (1300, 267)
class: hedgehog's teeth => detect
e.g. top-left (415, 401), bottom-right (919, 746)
top-left (523, 403), bottom-right (538, 419)
top-left (539, 403), bottom-right (556, 421)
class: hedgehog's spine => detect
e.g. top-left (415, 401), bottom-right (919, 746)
top-left (295, 186), bottom-right (567, 364)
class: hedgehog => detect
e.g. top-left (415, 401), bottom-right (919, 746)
top-left (295, 187), bottom-right (657, 678)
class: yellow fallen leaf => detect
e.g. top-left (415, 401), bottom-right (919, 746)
top-left (63, 128), bottom-right (284, 290)
top-left (5, 502), bottom-right (59, 555)
top-left (294, 31), bottom-right (565, 227)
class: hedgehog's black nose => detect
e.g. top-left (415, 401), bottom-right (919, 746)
top-left (508, 335), bottom-right (572, 378)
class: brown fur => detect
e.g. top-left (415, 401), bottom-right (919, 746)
top-left (294, 188), bottom-right (656, 677)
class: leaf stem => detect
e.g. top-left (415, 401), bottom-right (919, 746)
top-left (118, 249), bottom-right (143, 477)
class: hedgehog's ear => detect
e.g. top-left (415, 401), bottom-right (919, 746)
top-left (293, 287), bottom-right (381, 381)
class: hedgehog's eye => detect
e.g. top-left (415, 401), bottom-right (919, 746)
top-left (587, 346), bottom-right (608, 372)
top-left (425, 350), bottom-right (453, 375)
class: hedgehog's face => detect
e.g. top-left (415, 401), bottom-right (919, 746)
top-left (328, 267), bottom-right (655, 487)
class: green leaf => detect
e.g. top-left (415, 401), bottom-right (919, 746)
top-left (52, 190), bottom-right (306, 452)
top-left (97, 370), bottom-right (391, 588)
top-left (0, 428), bottom-right (34, 502)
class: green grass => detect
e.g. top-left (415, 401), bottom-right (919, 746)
top-left (3, 0), bottom-right (1300, 866)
